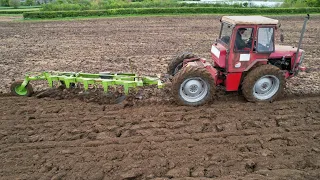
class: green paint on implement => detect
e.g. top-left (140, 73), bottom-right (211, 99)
top-left (10, 80), bottom-right (33, 96)
top-left (14, 85), bottom-right (28, 95)
top-left (16, 71), bottom-right (163, 96)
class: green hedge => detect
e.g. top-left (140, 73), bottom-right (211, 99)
top-left (23, 7), bottom-right (320, 19)
top-left (0, 8), bottom-right (39, 14)
top-left (41, 2), bottom-right (245, 11)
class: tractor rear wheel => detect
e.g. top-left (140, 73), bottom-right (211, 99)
top-left (167, 52), bottom-right (197, 76)
top-left (10, 81), bottom-right (34, 97)
top-left (242, 64), bottom-right (285, 102)
top-left (172, 66), bottom-right (215, 106)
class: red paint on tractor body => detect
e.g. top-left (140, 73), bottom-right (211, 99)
top-left (211, 43), bottom-right (227, 68)
top-left (205, 65), bottom-right (221, 85)
top-left (299, 66), bottom-right (307, 71)
top-left (185, 59), bottom-right (241, 91)
top-left (269, 45), bottom-right (305, 76)
top-left (225, 73), bottom-right (242, 91)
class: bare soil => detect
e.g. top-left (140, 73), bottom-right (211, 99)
top-left (0, 15), bottom-right (319, 180)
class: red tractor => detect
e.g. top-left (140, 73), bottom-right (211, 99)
top-left (168, 15), bottom-right (310, 106)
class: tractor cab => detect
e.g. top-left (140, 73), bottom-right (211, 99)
top-left (213, 16), bottom-right (306, 79)
top-left (213, 16), bottom-right (279, 73)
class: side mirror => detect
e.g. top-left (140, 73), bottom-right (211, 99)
top-left (280, 34), bottom-right (284, 43)
top-left (280, 29), bottom-right (284, 43)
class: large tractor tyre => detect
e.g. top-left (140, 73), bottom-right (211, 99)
top-left (167, 52), bottom-right (197, 76)
top-left (172, 66), bottom-right (215, 106)
top-left (10, 81), bottom-right (34, 97)
top-left (242, 65), bottom-right (285, 102)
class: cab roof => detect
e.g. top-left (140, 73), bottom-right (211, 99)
top-left (221, 16), bottom-right (279, 25)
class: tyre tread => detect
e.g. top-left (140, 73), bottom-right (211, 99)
top-left (167, 52), bottom-right (196, 76)
top-left (172, 66), bottom-right (215, 106)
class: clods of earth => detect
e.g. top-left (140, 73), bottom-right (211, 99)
top-left (0, 15), bottom-right (319, 179)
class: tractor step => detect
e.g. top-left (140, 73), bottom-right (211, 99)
top-left (11, 71), bottom-right (164, 96)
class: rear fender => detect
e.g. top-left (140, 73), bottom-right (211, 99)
top-left (183, 57), bottom-right (201, 64)
top-left (244, 59), bottom-right (268, 71)
top-left (185, 59), bottom-right (242, 91)
top-left (185, 59), bottom-right (220, 86)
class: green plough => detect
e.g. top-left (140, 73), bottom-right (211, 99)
top-left (10, 71), bottom-right (164, 97)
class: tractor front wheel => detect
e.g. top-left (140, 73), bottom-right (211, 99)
top-left (172, 66), bottom-right (215, 106)
top-left (10, 81), bottom-right (34, 97)
top-left (167, 52), bottom-right (197, 76)
top-left (242, 65), bottom-right (285, 102)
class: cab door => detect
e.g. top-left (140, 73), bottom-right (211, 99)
top-left (228, 26), bottom-right (256, 73)
top-left (228, 26), bottom-right (276, 72)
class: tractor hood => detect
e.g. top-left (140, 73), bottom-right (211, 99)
top-left (270, 45), bottom-right (305, 72)
top-left (270, 45), bottom-right (303, 58)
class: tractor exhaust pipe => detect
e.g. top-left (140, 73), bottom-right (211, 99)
top-left (292, 14), bottom-right (310, 73)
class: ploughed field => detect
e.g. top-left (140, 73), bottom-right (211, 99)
top-left (0, 15), bottom-right (319, 179)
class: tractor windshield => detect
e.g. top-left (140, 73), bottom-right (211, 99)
top-left (218, 22), bottom-right (233, 47)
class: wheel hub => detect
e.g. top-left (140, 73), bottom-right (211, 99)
top-left (15, 86), bottom-right (27, 95)
top-left (184, 80), bottom-right (202, 96)
top-left (255, 78), bottom-right (272, 94)
top-left (253, 75), bottom-right (280, 100)
top-left (180, 77), bottom-right (208, 103)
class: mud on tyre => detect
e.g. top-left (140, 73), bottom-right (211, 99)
top-left (172, 66), bottom-right (215, 106)
top-left (167, 52), bottom-right (197, 76)
top-left (242, 64), bottom-right (285, 102)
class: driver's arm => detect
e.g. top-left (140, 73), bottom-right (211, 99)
top-left (235, 37), bottom-right (245, 49)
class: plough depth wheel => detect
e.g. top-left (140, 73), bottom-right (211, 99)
top-left (10, 81), bottom-right (34, 97)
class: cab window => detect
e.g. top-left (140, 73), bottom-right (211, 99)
top-left (257, 27), bottom-right (274, 53)
top-left (219, 23), bottom-right (233, 46)
top-left (234, 27), bottom-right (253, 51)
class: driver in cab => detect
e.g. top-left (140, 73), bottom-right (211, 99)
top-left (235, 28), bottom-right (252, 50)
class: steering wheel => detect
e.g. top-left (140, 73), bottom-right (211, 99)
top-left (246, 38), bottom-right (253, 48)
top-left (221, 36), bottom-right (230, 44)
